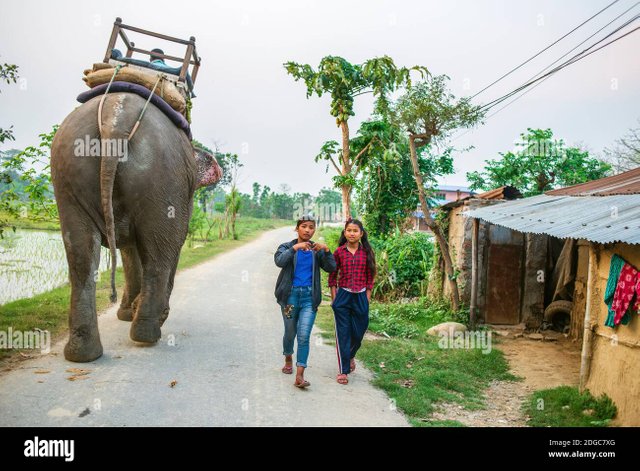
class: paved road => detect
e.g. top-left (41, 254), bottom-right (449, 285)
top-left (0, 226), bottom-right (408, 426)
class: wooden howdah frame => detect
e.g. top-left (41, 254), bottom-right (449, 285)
top-left (102, 17), bottom-right (201, 86)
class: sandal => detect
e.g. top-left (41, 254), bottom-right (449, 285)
top-left (294, 379), bottom-right (310, 388)
top-left (336, 374), bottom-right (349, 385)
top-left (282, 365), bottom-right (293, 374)
top-left (350, 359), bottom-right (356, 373)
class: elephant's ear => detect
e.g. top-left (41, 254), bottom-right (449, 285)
top-left (193, 147), bottom-right (223, 188)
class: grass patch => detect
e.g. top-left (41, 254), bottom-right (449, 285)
top-left (419, 419), bottom-right (466, 427)
top-left (0, 211), bottom-right (60, 232)
top-left (315, 300), bottom-right (516, 427)
top-left (524, 386), bottom-right (617, 427)
top-left (0, 217), bottom-right (290, 362)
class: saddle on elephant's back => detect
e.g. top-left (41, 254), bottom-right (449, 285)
top-left (78, 17), bottom-right (202, 136)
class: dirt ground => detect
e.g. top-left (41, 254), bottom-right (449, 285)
top-left (431, 331), bottom-right (582, 427)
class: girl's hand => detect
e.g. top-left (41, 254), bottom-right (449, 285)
top-left (293, 242), bottom-right (313, 251)
top-left (312, 243), bottom-right (329, 252)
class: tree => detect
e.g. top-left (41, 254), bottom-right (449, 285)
top-left (0, 61), bottom-right (19, 144)
top-left (603, 120), bottom-right (640, 172)
top-left (1, 126), bottom-right (58, 237)
top-left (0, 60), bottom-right (20, 237)
top-left (225, 188), bottom-right (242, 239)
top-left (284, 56), bottom-right (428, 220)
top-left (316, 187), bottom-right (341, 206)
top-left (467, 128), bottom-right (612, 196)
top-left (393, 75), bottom-right (484, 312)
top-left (269, 192), bottom-right (295, 220)
top-left (0, 149), bottom-right (24, 192)
top-left (352, 118), bottom-right (454, 237)
top-left (223, 154), bottom-right (243, 239)
top-left (315, 187), bottom-right (341, 222)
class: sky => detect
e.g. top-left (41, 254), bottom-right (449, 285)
top-left (1, 0), bottom-right (638, 196)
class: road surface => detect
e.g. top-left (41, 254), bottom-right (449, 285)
top-left (0, 226), bottom-right (408, 426)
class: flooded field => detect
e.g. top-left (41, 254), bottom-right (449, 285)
top-left (0, 230), bottom-right (118, 305)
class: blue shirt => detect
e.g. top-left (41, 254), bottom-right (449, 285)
top-left (292, 250), bottom-right (313, 287)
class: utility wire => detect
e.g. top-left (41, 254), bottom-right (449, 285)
top-left (488, 0), bottom-right (640, 117)
top-left (477, 16), bottom-right (640, 113)
top-left (452, 10), bottom-right (640, 141)
top-left (526, 2), bottom-right (640, 83)
top-left (470, 0), bottom-right (621, 99)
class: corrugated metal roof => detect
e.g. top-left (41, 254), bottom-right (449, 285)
top-left (546, 167), bottom-right (640, 196)
top-left (466, 194), bottom-right (640, 245)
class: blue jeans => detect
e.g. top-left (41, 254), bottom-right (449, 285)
top-left (282, 286), bottom-right (317, 368)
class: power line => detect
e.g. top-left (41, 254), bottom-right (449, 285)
top-left (475, 20), bottom-right (638, 115)
top-left (452, 15), bottom-right (640, 142)
top-left (479, 4), bottom-right (640, 121)
top-left (451, 77), bottom-right (552, 143)
top-left (525, 2), bottom-right (639, 85)
top-left (477, 16), bottom-right (640, 113)
top-left (470, 0), bottom-right (622, 99)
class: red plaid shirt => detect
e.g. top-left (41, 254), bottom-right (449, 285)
top-left (328, 244), bottom-right (374, 291)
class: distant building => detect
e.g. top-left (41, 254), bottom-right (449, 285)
top-left (432, 185), bottom-right (475, 205)
top-left (412, 185), bottom-right (475, 231)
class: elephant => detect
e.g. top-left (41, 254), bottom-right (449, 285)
top-left (51, 91), bottom-right (222, 362)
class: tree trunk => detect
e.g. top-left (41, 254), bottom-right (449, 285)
top-left (223, 208), bottom-right (230, 238)
top-left (408, 135), bottom-right (460, 312)
top-left (341, 185), bottom-right (351, 220)
top-left (340, 120), bottom-right (352, 221)
top-left (231, 212), bottom-right (237, 240)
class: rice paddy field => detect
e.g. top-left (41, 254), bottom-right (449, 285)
top-left (0, 230), bottom-right (119, 306)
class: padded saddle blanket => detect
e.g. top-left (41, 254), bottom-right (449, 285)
top-left (77, 81), bottom-right (192, 140)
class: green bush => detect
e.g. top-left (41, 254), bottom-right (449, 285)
top-left (371, 231), bottom-right (435, 299)
top-left (369, 298), bottom-right (455, 339)
top-left (187, 204), bottom-right (207, 244)
top-left (318, 226), bottom-right (342, 250)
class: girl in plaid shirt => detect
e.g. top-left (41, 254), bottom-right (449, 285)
top-left (328, 219), bottom-right (376, 385)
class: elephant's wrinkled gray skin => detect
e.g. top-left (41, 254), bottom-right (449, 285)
top-left (51, 92), bottom-right (221, 362)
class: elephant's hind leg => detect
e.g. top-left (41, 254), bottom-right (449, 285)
top-left (129, 218), bottom-right (185, 344)
top-left (130, 263), bottom-right (171, 344)
top-left (117, 246), bottom-right (142, 322)
top-left (159, 257), bottom-right (180, 327)
top-left (60, 214), bottom-right (103, 362)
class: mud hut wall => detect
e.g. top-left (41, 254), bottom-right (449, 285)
top-left (444, 205), bottom-right (472, 303)
top-left (584, 243), bottom-right (640, 426)
top-left (444, 202), bottom-right (491, 320)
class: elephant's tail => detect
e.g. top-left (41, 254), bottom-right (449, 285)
top-left (98, 94), bottom-right (127, 304)
top-left (100, 153), bottom-right (119, 303)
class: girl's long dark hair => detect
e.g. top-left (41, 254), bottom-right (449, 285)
top-left (338, 219), bottom-right (376, 278)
